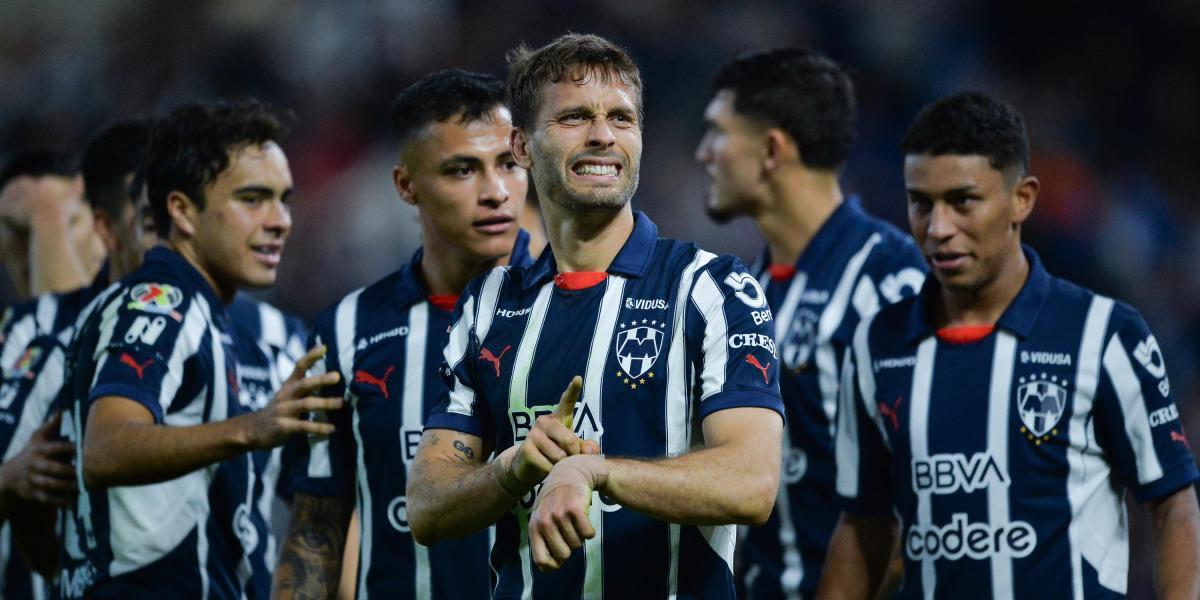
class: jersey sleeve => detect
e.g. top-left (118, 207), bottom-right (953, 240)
top-left (87, 283), bottom-right (201, 423)
top-left (284, 323), bottom-right (356, 499)
top-left (1093, 305), bottom-right (1199, 502)
top-left (685, 254), bottom-right (784, 421)
top-left (425, 282), bottom-right (493, 440)
top-left (835, 319), bottom-right (896, 515)
top-left (851, 235), bottom-right (928, 322)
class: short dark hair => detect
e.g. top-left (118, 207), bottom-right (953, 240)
top-left (0, 150), bottom-right (78, 191)
top-left (900, 92), bottom-right (1029, 176)
top-left (713, 47), bottom-right (856, 170)
top-left (147, 99), bottom-right (287, 236)
top-left (506, 33), bottom-right (643, 130)
top-left (390, 69), bottom-right (507, 149)
top-left (81, 118), bottom-right (152, 218)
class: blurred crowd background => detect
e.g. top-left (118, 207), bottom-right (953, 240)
top-left (2, 1), bottom-right (1197, 595)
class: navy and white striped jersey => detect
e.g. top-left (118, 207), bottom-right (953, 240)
top-left (55, 247), bottom-right (263, 599)
top-left (226, 296), bottom-right (308, 599)
top-left (427, 212), bottom-right (784, 600)
top-left (0, 267), bottom-right (109, 600)
top-left (741, 198), bottom-right (926, 599)
top-left (287, 233), bottom-right (530, 599)
top-left (836, 247), bottom-right (1200, 599)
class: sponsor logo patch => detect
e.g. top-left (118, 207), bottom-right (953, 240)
top-left (127, 283), bottom-right (184, 321)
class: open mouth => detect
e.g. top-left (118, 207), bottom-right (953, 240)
top-left (251, 244), bottom-right (282, 267)
top-left (929, 251), bottom-right (968, 271)
top-left (473, 214), bottom-right (515, 235)
top-left (570, 157), bottom-right (622, 181)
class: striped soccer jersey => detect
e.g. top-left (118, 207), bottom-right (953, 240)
top-left (741, 198), bottom-right (926, 599)
top-left (427, 212), bottom-right (785, 600)
top-left (226, 296), bottom-right (308, 599)
top-left (55, 247), bottom-right (266, 599)
top-left (287, 233), bottom-right (529, 599)
top-left (0, 266), bottom-right (110, 600)
top-left (837, 247), bottom-right (1200, 599)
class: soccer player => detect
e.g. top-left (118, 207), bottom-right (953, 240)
top-left (695, 47), bottom-right (927, 599)
top-left (0, 151), bottom-right (105, 299)
top-left (408, 34), bottom-right (784, 599)
top-left (54, 100), bottom-right (341, 598)
top-left (819, 92), bottom-right (1200, 599)
top-left (275, 69), bottom-right (531, 599)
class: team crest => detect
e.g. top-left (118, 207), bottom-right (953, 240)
top-left (614, 319), bottom-right (665, 388)
top-left (1017, 373), bottom-right (1069, 444)
top-left (781, 308), bottom-right (819, 371)
top-left (127, 283), bottom-right (184, 321)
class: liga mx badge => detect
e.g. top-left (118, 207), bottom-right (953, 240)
top-left (1016, 373), bottom-right (1068, 444)
top-left (614, 319), bottom-right (665, 387)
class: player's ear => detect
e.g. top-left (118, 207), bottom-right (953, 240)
top-left (91, 208), bottom-right (120, 253)
top-left (1011, 175), bottom-right (1038, 227)
top-left (166, 190), bottom-right (198, 238)
top-left (763, 128), bottom-right (797, 173)
top-left (511, 128), bottom-right (533, 169)
top-left (393, 164), bottom-right (417, 206)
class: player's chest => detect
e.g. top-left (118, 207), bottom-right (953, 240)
top-left (767, 271), bottom-right (845, 375)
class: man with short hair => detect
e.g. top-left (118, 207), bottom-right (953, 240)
top-left (275, 68), bottom-right (531, 599)
top-left (818, 92), bottom-right (1200, 599)
top-left (55, 100), bottom-right (340, 598)
top-left (408, 34), bottom-right (784, 599)
top-left (0, 150), bottom-right (105, 300)
top-left (695, 48), bottom-right (925, 598)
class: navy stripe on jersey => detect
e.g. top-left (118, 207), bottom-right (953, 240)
top-left (428, 212), bottom-right (783, 600)
top-left (56, 248), bottom-right (257, 599)
top-left (836, 247), bottom-right (1199, 599)
top-left (741, 198), bottom-right (926, 599)
top-left (287, 233), bottom-right (528, 599)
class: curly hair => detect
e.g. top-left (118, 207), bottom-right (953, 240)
top-left (713, 47), bottom-right (856, 170)
top-left (146, 98), bottom-right (288, 235)
top-left (901, 92), bottom-right (1029, 177)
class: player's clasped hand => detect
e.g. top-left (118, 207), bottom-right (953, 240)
top-left (496, 376), bottom-right (600, 497)
top-left (528, 454), bottom-right (609, 571)
top-left (0, 411), bottom-right (77, 506)
top-left (242, 344), bottom-right (342, 450)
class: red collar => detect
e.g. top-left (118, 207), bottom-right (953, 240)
top-left (554, 272), bottom-right (607, 290)
top-left (426, 294), bottom-right (459, 312)
top-left (936, 325), bottom-right (995, 344)
top-left (767, 263), bottom-right (796, 282)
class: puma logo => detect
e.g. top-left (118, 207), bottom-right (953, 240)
top-left (746, 354), bottom-right (771, 384)
top-left (879, 396), bottom-right (903, 431)
top-left (479, 345), bottom-right (512, 377)
top-left (1171, 430), bottom-right (1190, 449)
top-left (120, 353), bottom-right (154, 380)
top-left (354, 366), bottom-right (395, 399)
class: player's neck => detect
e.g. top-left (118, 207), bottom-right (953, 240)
top-left (167, 237), bottom-right (236, 304)
top-left (938, 246), bottom-right (1029, 328)
top-left (418, 241), bottom-right (508, 297)
top-left (757, 168), bottom-right (842, 266)
top-left (542, 201), bottom-right (635, 273)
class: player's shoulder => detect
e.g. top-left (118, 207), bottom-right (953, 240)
top-left (0, 295), bottom-right (41, 339)
top-left (863, 291), bottom-right (918, 343)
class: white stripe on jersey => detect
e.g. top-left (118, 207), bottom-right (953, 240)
top-left (476, 268), bottom-right (508, 341)
top-left (773, 434), bottom-right (803, 600)
top-left (666, 249), bottom-right (717, 596)
top-left (197, 510), bottom-right (210, 598)
top-left (910, 338), bottom-right (937, 600)
top-left (305, 333), bottom-right (332, 478)
top-left (581, 276), bottom-right (625, 600)
top-left (257, 301), bottom-right (287, 349)
top-left (772, 273), bottom-right (807, 357)
top-left (402, 302), bottom-right (432, 600)
top-left (445, 295), bottom-right (477, 417)
top-left (506, 282), bottom-right (554, 600)
top-left (835, 349), bottom-right (860, 499)
top-left (1066, 296), bottom-right (1125, 598)
top-left (2, 346), bottom-right (64, 460)
top-left (690, 270), bottom-right (728, 401)
top-left (1102, 333), bottom-right (1164, 484)
top-left (987, 333), bottom-right (1017, 599)
top-left (333, 292), bottom-right (373, 600)
top-left (35, 293), bottom-right (57, 335)
top-left (1, 312), bottom-right (37, 375)
top-left (108, 294), bottom-right (216, 577)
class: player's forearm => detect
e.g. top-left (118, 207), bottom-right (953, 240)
top-left (273, 493), bottom-right (353, 600)
top-left (28, 206), bottom-right (90, 295)
top-left (600, 443), bottom-right (779, 526)
top-left (815, 513), bottom-right (898, 600)
top-left (407, 446), bottom-right (519, 545)
top-left (83, 415), bottom-right (254, 487)
top-left (1151, 486), bottom-right (1200, 599)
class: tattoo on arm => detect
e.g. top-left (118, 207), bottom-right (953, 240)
top-left (273, 493), bottom-right (353, 599)
top-left (452, 439), bottom-right (475, 460)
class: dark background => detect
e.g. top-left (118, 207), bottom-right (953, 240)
top-left (2, 1), bottom-right (1198, 596)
